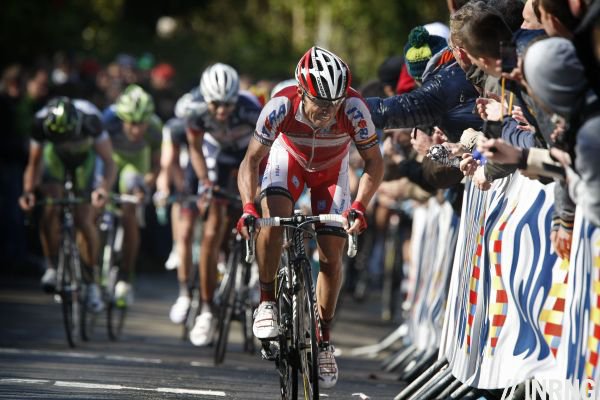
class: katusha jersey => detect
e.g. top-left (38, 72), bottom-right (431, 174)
top-left (254, 85), bottom-right (378, 172)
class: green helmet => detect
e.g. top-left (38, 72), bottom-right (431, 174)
top-left (116, 84), bottom-right (155, 123)
top-left (44, 97), bottom-right (81, 138)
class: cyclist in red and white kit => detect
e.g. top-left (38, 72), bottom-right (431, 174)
top-left (237, 46), bottom-right (384, 388)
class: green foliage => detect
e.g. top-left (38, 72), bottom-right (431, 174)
top-left (2, 0), bottom-right (449, 88)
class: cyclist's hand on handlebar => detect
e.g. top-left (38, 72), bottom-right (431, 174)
top-left (236, 202), bottom-right (260, 240)
top-left (152, 190), bottom-right (169, 208)
top-left (91, 187), bottom-right (108, 209)
top-left (342, 201), bottom-right (367, 234)
top-left (19, 192), bottom-right (35, 211)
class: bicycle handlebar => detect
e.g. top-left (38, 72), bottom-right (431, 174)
top-left (244, 213), bottom-right (358, 263)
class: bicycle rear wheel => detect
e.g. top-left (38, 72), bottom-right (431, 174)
top-left (214, 247), bottom-right (239, 365)
top-left (277, 262), bottom-right (298, 400)
top-left (296, 259), bottom-right (319, 400)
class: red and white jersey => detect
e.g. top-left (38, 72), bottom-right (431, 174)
top-left (254, 86), bottom-right (378, 172)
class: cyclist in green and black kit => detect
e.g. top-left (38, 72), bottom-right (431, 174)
top-left (19, 97), bottom-right (117, 312)
top-left (102, 85), bottom-right (162, 306)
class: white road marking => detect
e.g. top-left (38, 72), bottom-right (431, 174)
top-left (105, 355), bottom-right (162, 364)
top-left (0, 348), bottom-right (160, 364)
top-left (0, 378), bottom-right (49, 384)
top-left (2, 378), bottom-right (226, 397)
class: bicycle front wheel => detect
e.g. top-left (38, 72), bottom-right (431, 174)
top-left (277, 261), bottom-right (298, 400)
top-left (296, 259), bottom-right (319, 400)
top-left (58, 235), bottom-right (83, 348)
top-left (214, 247), bottom-right (239, 365)
top-left (107, 267), bottom-right (126, 341)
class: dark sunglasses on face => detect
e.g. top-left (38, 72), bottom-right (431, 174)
top-left (211, 101), bottom-right (235, 108)
top-left (303, 90), bottom-right (345, 109)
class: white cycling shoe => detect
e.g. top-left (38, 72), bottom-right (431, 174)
top-left (189, 311), bottom-right (216, 346)
top-left (114, 281), bottom-right (134, 307)
top-left (169, 296), bottom-right (191, 324)
top-left (252, 301), bottom-right (278, 339)
top-left (87, 283), bottom-right (105, 313)
top-left (318, 343), bottom-right (338, 389)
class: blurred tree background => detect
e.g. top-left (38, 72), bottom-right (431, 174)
top-left (1, 0), bottom-right (449, 88)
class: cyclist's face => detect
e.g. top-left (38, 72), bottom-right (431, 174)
top-left (123, 121), bottom-right (148, 142)
top-left (299, 88), bottom-right (344, 128)
top-left (208, 101), bottom-right (236, 123)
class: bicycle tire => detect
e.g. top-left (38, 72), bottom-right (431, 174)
top-left (277, 259), bottom-right (298, 400)
top-left (214, 247), bottom-right (239, 365)
top-left (107, 267), bottom-right (126, 341)
top-left (241, 263), bottom-right (255, 354)
top-left (59, 233), bottom-right (82, 348)
top-left (296, 259), bottom-right (320, 400)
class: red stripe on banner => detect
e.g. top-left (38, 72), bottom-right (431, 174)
top-left (468, 314), bottom-right (474, 325)
top-left (544, 322), bottom-right (562, 337)
top-left (499, 221), bottom-right (508, 231)
top-left (594, 325), bottom-right (600, 340)
top-left (491, 337), bottom-right (498, 348)
top-left (590, 352), bottom-right (598, 367)
top-left (480, 226), bottom-right (485, 236)
top-left (495, 264), bottom-right (502, 276)
top-left (492, 314), bottom-right (506, 326)
top-left (467, 336), bottom-right (471, 347)
top-left (470, 290), bottom-right (477, 304)
top-left (496, 290), bottom-right (508, 303)
top-left (473, 267), bottom-right (480, 279)
top-left (554, 298), bottom-right (565, 312)
top-left (493, 240), bottom-right (502, 252)
top-left (551, 347), bottom-right (558, 357)
top-left (596, 296), bottom-right (600, 308)
top-left (476, 244), bottom-right (482, 256)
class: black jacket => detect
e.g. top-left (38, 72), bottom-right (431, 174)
top-left (366, 50), bottom-right (482, 142)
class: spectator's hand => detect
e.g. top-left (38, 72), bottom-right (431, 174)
top-left (91, 187), bottom-right (108, 209)
top-left (460, 153), bottom-right (478, 176)
top-left (378, 179), bottom-right (409, 199)
top-left (19, 192), bottom-right (36, 211)
top-left (477, 137), bottom-right (522, 165)
top-left (473, 166), bottom-right (492, 191)
top-left (236, 203), bottom-right (260, 240)
top-left (476, 98), bottom-right (504, 122)
top-left (512, 106), bottom-right (535, 133)
top-left (342, 201), bottom-right (367, 234)
top-left (552, 226), bottom-right (573, 260)
top-left (549, 147), bottom-right (572, 168)
top-left (411, 129), bottom-right (433, 157)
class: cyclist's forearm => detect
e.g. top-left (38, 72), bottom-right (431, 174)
top-left (354, 155), bottom-right (384, 207)
top-left (99, 160), bottom-right (117, 191)
top-left (238, 156), bottom-right (259, 205)
top-left (23, 163), bottom-right (39, 194)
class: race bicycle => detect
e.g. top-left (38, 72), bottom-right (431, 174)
top-left (246, 211), bottom-right (357, 400)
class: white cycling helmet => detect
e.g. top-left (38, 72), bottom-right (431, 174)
top-left (295, 46), bottom-right (351, 101)
top-left (199, 63), bottom-right (240, 104)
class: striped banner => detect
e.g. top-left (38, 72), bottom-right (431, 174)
top-left (441, 172), bottom-right (560, 389)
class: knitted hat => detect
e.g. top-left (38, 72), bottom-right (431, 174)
top-left (403, 26), bottom-right (448, 80)
top-left (523, 37), bottom-right (588, 117)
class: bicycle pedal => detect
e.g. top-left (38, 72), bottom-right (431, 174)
top-left (260, 340), bottom-right (279, 361)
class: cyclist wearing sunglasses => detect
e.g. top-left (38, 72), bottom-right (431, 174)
top-left (183, 63), bottom-right (262, 347)
top-left (237, 46), bottom-right (384, 389)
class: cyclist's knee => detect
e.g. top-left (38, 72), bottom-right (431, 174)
top-left (119, 165), bottom-right (145, 194)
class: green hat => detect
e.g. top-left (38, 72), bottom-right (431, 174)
top-left (403, 26), bottom-right (448, 80)
top-left (116, 84), bottom-right (155, 123)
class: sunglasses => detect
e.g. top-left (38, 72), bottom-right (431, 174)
top-left (211, 101), bottom-right (236, 108)
top-left (303, 90), bottom-right (345, 109)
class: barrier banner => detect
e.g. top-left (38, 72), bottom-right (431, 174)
top-left (408, 197), bottom-right (460, 350)
top-left (441, 172), bottom-right (559, 389)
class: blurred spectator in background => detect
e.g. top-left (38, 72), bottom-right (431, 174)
top-left (148, 62), bottom-right (177, 121)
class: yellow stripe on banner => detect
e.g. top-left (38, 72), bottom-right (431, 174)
top-left (544, 334), bottom-right (554, 343)
top-left (550, 283), bottom-right (568, 298)
top-left (492, 277), bottom-right (504, 290)
top-left (592, 308), bottom-right (600, 325)
top-left (490, 229), bottom-right (500, 241)
top-left (490, 303), bottom-right (505, 315)
top-left (560, 258), bottom-right (570, 271)
top-left (540, 309), bottom-right (564, 325)
top-left (589, 336), bottom-right (599, 351)
top-left (594, 281), bottom-right (600, 295)
top-left (470, 278), bottom-right (478, 290)
top-left (586, 364), bottom-right (593, 379)
top-left (595, 255), bottom-right (600, 268)
top-left (490, 326), bottom-right (497, 337)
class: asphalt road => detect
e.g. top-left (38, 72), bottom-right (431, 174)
top-left (0, 271), bottom-right (402, 399)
